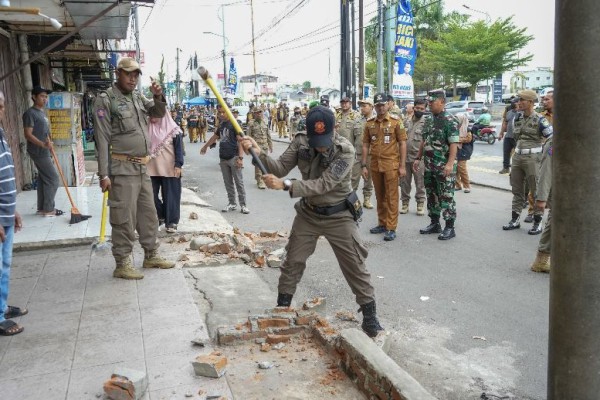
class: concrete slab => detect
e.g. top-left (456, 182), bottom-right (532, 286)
top-left (0, 371), bottom-right (70, 400)
top-left (181, 187), bottom-right (212, 207)
top-left (186, 264), bottom-right (275, 337)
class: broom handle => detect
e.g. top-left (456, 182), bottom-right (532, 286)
top-left (99, 190), bottom-right (108, 242)
top-left (49, 146), bottom-right (78, 210)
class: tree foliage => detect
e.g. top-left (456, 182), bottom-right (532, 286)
top-left (424, 17), bottom-right (533, 95)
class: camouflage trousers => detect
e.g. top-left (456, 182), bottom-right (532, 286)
top-left (424, 168), bottom-right (456, 222)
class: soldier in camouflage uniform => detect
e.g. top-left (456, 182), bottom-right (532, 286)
top-left (290, 107), bottom-right (302, 140)
top-left (530, 91), bottom-right (554, 273)
top-left (337, 96), bottom-right (373, 208)
top-left (239, 106), bottom-right (384, 338)
top-left (413, 91), bottom-right (460, 240)
top-left (502, 90), bottom-right (553, 234)
top-left (246, 108), bottom-right (273, 189)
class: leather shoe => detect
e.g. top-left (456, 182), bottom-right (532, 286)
top-left (523, 214), bottom-right (534, 223)
top-left (528, 223), bottom-right (542, 235)
top-left (438, 227), bottom-right (456, 240)
top-left (502, 218), bottom-right (520, 230)
top-left (420, 222), bottom-right (442, 234)
top-left (383, 230), bottom-right (396, 241)
top-left (370, 225), bottom-right (386, 234)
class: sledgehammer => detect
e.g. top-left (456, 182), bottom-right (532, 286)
top-left (197, 66), bottom-right (268, 175)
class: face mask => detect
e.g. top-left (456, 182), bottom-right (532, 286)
top-left (414, 111), bottom-right (424, 118)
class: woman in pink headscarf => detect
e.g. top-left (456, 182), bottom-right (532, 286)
top-left (146, 112), bottom-right (184, 233)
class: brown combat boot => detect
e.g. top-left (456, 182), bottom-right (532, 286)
top-left (530, 251), bottom-right (550, 273)
top-left (143, 249), bottom-right (175, 269)
top-left (416, 202), bottom-right (425, 216)
top-left (363, 195), bottom-right (373, 209)
top-left (399, 202), bottom-right (409, 214)
top-left (113, 256), bottom-right (144, 280)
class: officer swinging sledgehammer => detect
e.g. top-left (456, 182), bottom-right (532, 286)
top-left (239, 106), bottom-right (384, 338)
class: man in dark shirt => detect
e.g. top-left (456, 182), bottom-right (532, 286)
top-left (23, 86), bottom-right (62, 217)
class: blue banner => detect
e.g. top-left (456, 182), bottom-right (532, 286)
top-left (392, 0), bottom-right (417, 100)
top-left (228, 58), bottom-right (237, 94)
top-left (493, 74), bottom-right (503, 103)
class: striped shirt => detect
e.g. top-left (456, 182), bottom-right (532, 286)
top-left (0, 128), bottom-right (16, 227)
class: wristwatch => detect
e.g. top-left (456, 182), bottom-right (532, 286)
top-left (283, 179), bottom-right (292, 191)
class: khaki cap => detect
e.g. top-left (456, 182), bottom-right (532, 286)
top-left (117, 57), bottom-right (142, 74)
top-left (518, 89), bottom-right (537, 101)
top-left (358, 98), bottom-right (374, 106)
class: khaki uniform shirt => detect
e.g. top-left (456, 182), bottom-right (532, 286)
top-left (247, 119), bottom-right (272, 151)
top-left (513, 111), bottom-right (553, 150)
top-left (362, 113), bottom-right (407, 172)
top-left (404, 115), bottom-right (426, 162)
top-left (259, 132), bottom-right (354, 207)
top-left (93, 84), bottom-right (167, 176)
top-left (536, 136), bottom-right (553, 203)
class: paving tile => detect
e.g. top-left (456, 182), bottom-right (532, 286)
top-left (9, 310), bottom-right (81, 350)
top-left (141, 302), bottom-right (201, 332)
top-left (149, 380), bottom-right (232, 400)
top-left (42, 253), bottom-right (91, 276)
top-left (11, 254), bottom-right (47, 279)
top-left (73, 331), bottom-right (145, 369)
top-left (146, 352), bottom-right (205, 391)
top-left (143, 323), bottom-right (207, 358)
top-left (29, 273), bottom-right (87, 303)
top-left (67, 358), bottom-right (147, 400)
top-left (78, 307), bottom-right (141, 341)
top-left (0, 371), bottom-right (70, 400)
top-left (137, 288), bottom-right (194, 311)
top-left (6, 276), bottom-right (38, 304)
top-left (0, 340), bottom-right (76, 380)
top-left (26, 297), bottom-right (84, 317)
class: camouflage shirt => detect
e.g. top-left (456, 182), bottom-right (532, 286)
top-left (422, 111), bottom-right (460, 169)
top-left (246, 119), bottom-right (272, 151)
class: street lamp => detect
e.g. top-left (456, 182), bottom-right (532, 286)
top-left (463, 4), bottom-right (492, 103)
top-left (203, 31), bottom-right (229, 91)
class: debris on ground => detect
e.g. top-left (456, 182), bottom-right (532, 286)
top-left (335, 311), bottom-right (358, 322)
top-left (472, 336), bottom-right (487, 341)
top-left (192, 352), bottom-right (228, 378)
top-left (103, 367), bottom-right (148, 400)
top-left (189, 212), bottom-right (199, 220)
top-left (257, 361), bottom-right (274, 369)
top-left (420, 296), bottom-right (430, 301)
top-left (191, 338), bottom-right (206, 347)
top-left (303, 297), bottom-right (326, 313)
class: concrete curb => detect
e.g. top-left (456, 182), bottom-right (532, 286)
top-left (470, 180), bottom-right (510, 192)
top-left (13, 237), bottom-right (96, 252)
top-left (339, 328), bottom-right (437, 400)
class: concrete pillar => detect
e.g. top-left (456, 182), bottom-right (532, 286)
top-left (549, 1), bottom-right (600, 398)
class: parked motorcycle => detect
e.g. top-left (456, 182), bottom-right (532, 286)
top-left (468, 123), bottom-right (496, 145)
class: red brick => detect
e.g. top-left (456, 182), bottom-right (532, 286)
top-left (275, 326), bottom-right (306, 336)
top-left (381, 377), bottom-right (392, 393)
top-left (295, 316), bottom-right (312, 326)
top-left (257, 318), bottom-right (290, 330)
top-left (391, 387), bottom-right (406, 400)
top-left (217, 333), bottom-right (238, 345)
top-left (349, 359), bottom-right (366, 389)
top-left (266, 334), bottom-right (292, 344)
top-left (103, 376), bottom-right (134, 400)
top-left (241, 331), bottom-right (268, 341)
top-left (368, 381), bottom-right (389, 400)
top-left (272, 306), bottom-right (295, 313)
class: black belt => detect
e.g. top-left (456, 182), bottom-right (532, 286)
top-left (303, 199), bottom-right (348, 216)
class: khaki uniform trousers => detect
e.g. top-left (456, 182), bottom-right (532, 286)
top-left (400, 160), bottom-right (425, 203)
top-left (277, 121), bottom-right (287, 138)
top-left (200, 127), bottom-right (207, 142)
top-left (455, 160), bottom-right (471, 189)
top-left (371, 168), bottom-right (400, 230)
top-left (351, 160), bottom-right (373, 197)
top-left (109, 173), bottom-right (159, 261)
top-left (510, 153), bottom-right (542, 216)
top-left (538, 209), bottom-right (552, 253)
top-left (189, 127), bottom-right (199, 142)
top-left (279, 201), bottom-right (375, 306)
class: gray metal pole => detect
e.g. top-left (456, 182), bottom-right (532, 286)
top-left (376, 0), bottom-right (383, 92)
top-left (176, 48), bottom-right (180, 103)
top-left (358, 0), bottom-right (364, 100)
top-left (549, 1), bottom-right (600, 398)
top-left (221, 6), bottom-right (228, 91)
top-left (351, 0), bottom-right (356, 109)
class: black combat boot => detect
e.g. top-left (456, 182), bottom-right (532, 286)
top-left (528, 215), bottom-right (543, 235)
top-left (359, 301), bottom-right (384, 338)
top-left (502, 211), bottom-right (521, 230)
top-left (420, 217), bottom-right (442, 234)
top-left (277, 293), bottom-right (293, 307)
top-left (438, 220), bottom-right (456, 240)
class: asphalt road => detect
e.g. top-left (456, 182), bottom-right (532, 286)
top-left (183, 130), bottom-right (548, 400)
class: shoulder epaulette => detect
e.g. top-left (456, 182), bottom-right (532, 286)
top-left (389, 114), bottom-right (400, 120)
top-left (367, 116), bottom-right (376, 122)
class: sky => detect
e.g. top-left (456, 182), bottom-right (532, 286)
top-left (137, 0), bottom-right (555, 89)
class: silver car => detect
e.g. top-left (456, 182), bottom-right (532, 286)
top-left (445, 101), bottom-right (485, 122)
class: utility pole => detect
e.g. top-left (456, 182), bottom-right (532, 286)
top-left (340, 0), bottom-right (351, 99)
top-left (376, 0), bottom-right (384, 92)
top-left (133, 4), bottom-right (142, 91)
top-left (351, 0), bottom-right (356, 108)
top-left (250, 0), bottom-right (258, 100)
top-left (175, 47), bottom-right (181, 103)
top-left (549, 1), bottom-right (600, 398)
top-left (219, 5), bottom-right (228, 91)
top-left (358, 0), bottom-right (364, 99)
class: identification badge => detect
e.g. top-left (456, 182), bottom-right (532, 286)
top-left (371, 135), bottom-right (377, 142)
top-left (384, 135), bottom-right (390, 144)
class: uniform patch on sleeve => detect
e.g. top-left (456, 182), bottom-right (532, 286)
top-left (330, 159), bottom-right (349, 179)
top-left (548, 146), bottom-right (553, 156)
top-left (96, 109), bottom-right (106, 119)
top-left (298, 147), bottom-right (312, 160)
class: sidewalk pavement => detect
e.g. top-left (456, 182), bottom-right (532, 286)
top-left (1, 189), bottom-right (236, 400)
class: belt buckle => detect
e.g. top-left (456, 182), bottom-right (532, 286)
top-left (127, 155), bottom-right (143, 164)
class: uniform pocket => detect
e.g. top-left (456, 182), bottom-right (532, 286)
top-left (118, 110), bottom-right (137, 133)
top-left (351, 232), bottom-right (369, 263)
top-left (108, 200), bottom-right (129, 225)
